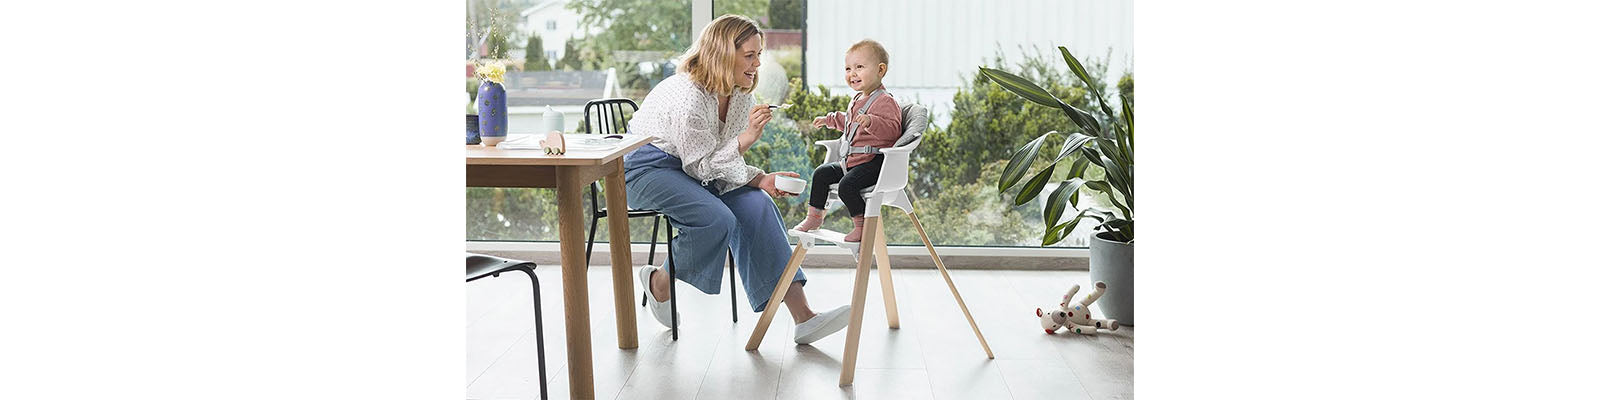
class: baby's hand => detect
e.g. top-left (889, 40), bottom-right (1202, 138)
top-left (812, 116), bottom-right (826, 128)
top-left (853, 114), bottom-right (872, 129)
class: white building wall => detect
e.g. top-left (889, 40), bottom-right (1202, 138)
top-left (522, 0), bottom-right (599, 65)
top-left (804, 0), bottom-right (1133, 126)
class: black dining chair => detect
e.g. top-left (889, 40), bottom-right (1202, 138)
top-left (582, 98), bottom-right (742, 340)
top-left (465, 253), bottom-right (547, 400)
top-left (658, 224), bottom-right (741, 341)
top-left (580, 98), bottom-right (671, 268)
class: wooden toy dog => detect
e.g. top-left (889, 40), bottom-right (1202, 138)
top-left (1036, 281), bottom-right (1120, 335)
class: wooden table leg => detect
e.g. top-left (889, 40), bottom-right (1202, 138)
top-left (556, 167), bottom-right (596, 399)
top-left (603, 161), bottom-right (639, 350)
top-left (839, 216), bottom-right (880, 386)
top-left (745, 243), bottom-right (808, 351)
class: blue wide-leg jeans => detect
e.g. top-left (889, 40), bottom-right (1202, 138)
top-left (623, 144), bottom-right (805, 312)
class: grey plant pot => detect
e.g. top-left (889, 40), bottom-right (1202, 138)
top-left (1089, 231), bottom-right (1134, 325)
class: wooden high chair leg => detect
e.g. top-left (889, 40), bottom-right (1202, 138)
top-left (744, 242), bottom-right (809, 351)
top-left (906, 210), bottom-right (994, 359)
top-left (839, 216), bottom-right (880, 386)
top-left (874, 222), bottom-right (899, 329)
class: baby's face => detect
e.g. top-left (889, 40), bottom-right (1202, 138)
top-left (843, 49), bottom-right (884, 92)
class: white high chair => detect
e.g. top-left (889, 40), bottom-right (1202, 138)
top-left (743, 103), bottom-right (994, 386)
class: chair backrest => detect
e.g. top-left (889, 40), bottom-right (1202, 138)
top-left (582, 98), bottom-right (638, 210)
top-left (870, 103), bottom-right (929, 194)
top-left (893, 102), bottom-right (930, 148)
top-left (582, 98), bottom-right (638, 135)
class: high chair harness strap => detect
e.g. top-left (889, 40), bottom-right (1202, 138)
top-left (842, 88), bottom-right (888, 156)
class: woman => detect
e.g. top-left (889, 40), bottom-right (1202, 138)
top-left (624, 14), bottom-right (851, 344)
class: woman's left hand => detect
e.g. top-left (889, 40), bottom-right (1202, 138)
top-left (757, 171), bottom-right (801, 198)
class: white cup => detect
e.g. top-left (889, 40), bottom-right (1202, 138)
top-left (775, 175), bottom-right (806, 194)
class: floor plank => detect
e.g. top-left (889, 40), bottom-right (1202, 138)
top-left (997, 359), bottom-right (1094, 400)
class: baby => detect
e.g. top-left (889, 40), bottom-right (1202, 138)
top-left (792, 39), bottom-right (902, 242)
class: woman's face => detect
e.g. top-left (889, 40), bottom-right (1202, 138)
top-left (733, 35), bottom-right (763, 88)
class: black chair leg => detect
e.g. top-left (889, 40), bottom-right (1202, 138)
top-left (668, 248), bottom-right (678, 340)
top-left (665, 223), bottom-right (678, 341)
top-left (648, 215), bottom-right (661, 265)
top-left (584, 215), bottom-right (599, 267)
top-left (654, 221), bottom-right (739, 337)
top-left (515, 266), bottom-right (549, 400)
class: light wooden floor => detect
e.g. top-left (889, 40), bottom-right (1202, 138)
top-left (466, 265), bottom-right (1133, 400)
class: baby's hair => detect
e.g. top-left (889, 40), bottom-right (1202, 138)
top-left (848, 39), bottom-right (889, 66)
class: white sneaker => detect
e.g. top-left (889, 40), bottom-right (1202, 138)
top-left (638, 265), bottom-right (676, 329)
top-left (793, 305), bottom-right (852, 345)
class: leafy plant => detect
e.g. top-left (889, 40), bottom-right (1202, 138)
top-left (981, 46), bottom-right (1133, 245)
top-left (916, 49), bottom-right (1094, 199)
top-left (778, 77), bottom-right (854, 163)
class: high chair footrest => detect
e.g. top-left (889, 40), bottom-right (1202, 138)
top-left (788, 228), bottom-right (861, 252)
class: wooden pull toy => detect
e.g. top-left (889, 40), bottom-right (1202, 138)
top-left (1037, 281), bottom-right (1120, 335)
top-left (540, 131), bottom-right (565, 155)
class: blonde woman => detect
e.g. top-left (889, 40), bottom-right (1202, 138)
top-left (624, 14), bottom-right (851, 344)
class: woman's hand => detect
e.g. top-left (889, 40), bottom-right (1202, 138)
top-left (738, 104), bottom-right (773, 153)
top-left (746, 104), bottom-right (772, 134)
top-left (754, 171), bottom-right (802, 198)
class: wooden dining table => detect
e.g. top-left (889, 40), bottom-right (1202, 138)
top-left (466, 134), bottom-right (655, 399)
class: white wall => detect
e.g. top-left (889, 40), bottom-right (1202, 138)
top-left (805, 0), bottom-right (1134, 125)
top-left (522, 0), bottom-right (597, 65)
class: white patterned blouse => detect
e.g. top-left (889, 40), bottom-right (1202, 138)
top-left (628, 74), bottom-right (763, 194)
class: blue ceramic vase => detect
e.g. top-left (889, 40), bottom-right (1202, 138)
top-left (476, 81), bottom-right (507, 145)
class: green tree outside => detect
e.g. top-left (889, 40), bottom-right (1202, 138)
top-left (524, 33), bottom-right (551, 71)
top-left (567, 0), bottom-right (694, 53)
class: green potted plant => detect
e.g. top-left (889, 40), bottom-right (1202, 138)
top-left (981, 46), bottom-right (1134, 324)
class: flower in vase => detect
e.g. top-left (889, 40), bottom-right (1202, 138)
top-left (476, 62), bottom-right (506, 85)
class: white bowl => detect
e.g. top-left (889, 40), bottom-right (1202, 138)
top-left (775, 175), bottom-right (806, 194)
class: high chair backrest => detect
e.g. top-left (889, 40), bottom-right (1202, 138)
top-left (868, 103), bottom-right (929, 195)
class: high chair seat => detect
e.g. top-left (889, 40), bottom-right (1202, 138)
top-left (814, 103), bottom-right (930, 214)
top-left (825, 183), bottom-right (876, 211)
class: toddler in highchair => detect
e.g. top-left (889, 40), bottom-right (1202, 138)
top-left (792, 39), bottom-right (902, 242)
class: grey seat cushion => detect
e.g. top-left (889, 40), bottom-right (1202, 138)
top-left (894, 103), bottom-right (929, 147)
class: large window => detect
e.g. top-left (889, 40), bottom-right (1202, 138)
top-left (466, 0), bottom-right (693, 241)
top-left (467, 0), bottom-right (1134, 248)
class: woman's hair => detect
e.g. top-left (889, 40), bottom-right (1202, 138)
top-left (678, 14), bottom-right (763, 96)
